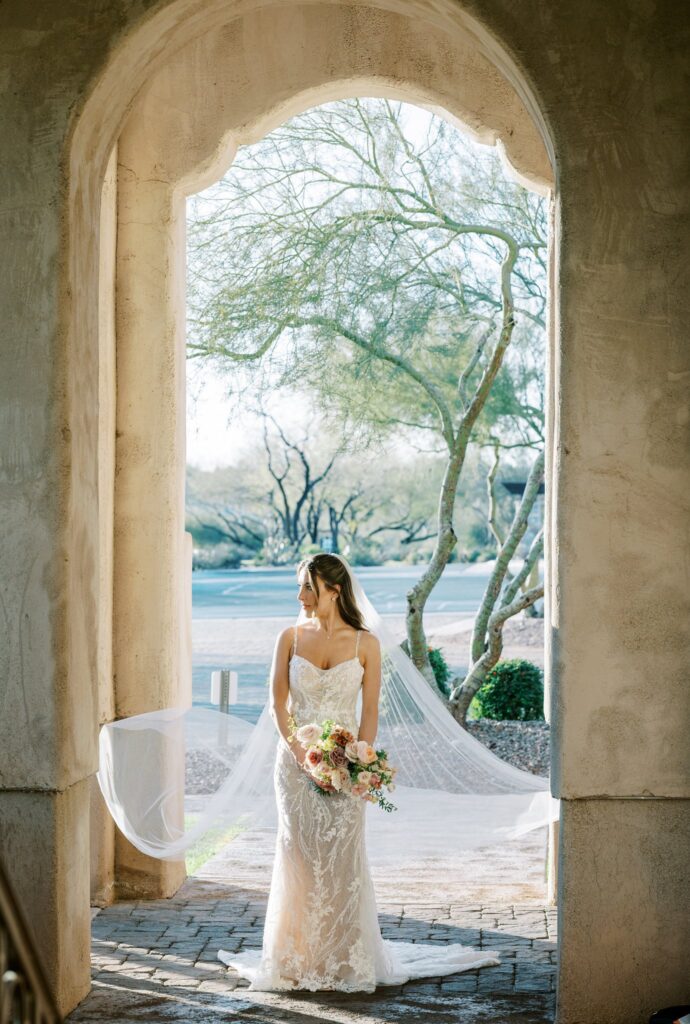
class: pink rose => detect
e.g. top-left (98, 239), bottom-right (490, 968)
top-left (356, 741), bottom-right (377, 765)
top-left (369, 774), bottom-right (382, 788)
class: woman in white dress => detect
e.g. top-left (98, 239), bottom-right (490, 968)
top-left (218, 552), bottom-right (501, 991)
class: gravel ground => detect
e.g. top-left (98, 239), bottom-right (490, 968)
top-left (465, 719), bottom-right (550, 777)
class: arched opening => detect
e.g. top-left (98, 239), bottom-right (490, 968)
top-left (181, 78), bottom-right (554, 928)
top-left (77, 8), bottom-right (559, 1018)
top-left (11, 0), bottom-right (572, 1018)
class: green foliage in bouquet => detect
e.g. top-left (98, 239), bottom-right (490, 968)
top-left (470, 659), bottom-right (545, 721)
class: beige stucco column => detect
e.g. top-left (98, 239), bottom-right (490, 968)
top-left (90, 145), bottom-right (118, 907)
top-left (549, 72), bottom-right (690, 1022)
top-left (111, 120), bottom-right (192, 898)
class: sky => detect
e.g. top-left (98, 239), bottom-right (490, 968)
top-left (186, 362), bottom-right (307, 469)
top-left (186, 362), bottom-right (252, 469)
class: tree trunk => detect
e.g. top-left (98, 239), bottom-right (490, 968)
top-left (405, 439), bottom-right (466, 685)
top-left (450, 582), bottom-right (543, 723)
top-left (328, 506), bottom-right (340, 554)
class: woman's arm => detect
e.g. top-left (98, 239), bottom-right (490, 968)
top-left (269, 627), bottom-right (305, 766)
top-left (358, 631), bottom-right (381, 745)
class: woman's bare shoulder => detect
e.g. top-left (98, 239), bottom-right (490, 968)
top-left (359, 628), bottom-right (380, 658)
top-left (275, 624), bottom-right (296, 649)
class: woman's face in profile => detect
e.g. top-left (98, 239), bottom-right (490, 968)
top-left (297, 570), bottom-right (336, 617)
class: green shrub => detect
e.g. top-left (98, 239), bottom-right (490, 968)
top-left (427, 646), bottom-right (452, 698)
top-left (470, 659), bottom-right (544, 721)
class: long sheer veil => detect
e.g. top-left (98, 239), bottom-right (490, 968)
top-left (96, 554), bottom-right (559, 864)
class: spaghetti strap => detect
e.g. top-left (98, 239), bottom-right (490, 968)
top-left (355, 629), bottom-right (361, 658)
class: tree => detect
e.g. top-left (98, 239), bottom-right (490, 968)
top-left (259, 410), bottom-right (340, 556)
top-left (449, 449), bottom-right (545, 723)
top-left (187, 97), bottom-right (547, 685)
top-left (186, 463), bottom-right (268, 566)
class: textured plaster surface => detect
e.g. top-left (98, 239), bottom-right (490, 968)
top-left (119, 3), bottom-right (552, 196)
top-left (0, 780), bottom-right (92, 1012)
top-left (0, 0), bottom-right (689, 1019)
top-left (556, 798), bottom-right (690, 1023)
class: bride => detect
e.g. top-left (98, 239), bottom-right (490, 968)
top-left (216, 552), bottom-right (502, 991)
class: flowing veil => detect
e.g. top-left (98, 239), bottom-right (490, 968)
top-left (96, 555), bottom-right (559, 865)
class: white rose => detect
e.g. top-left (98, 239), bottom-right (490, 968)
top-left (295, 723), bottom-right (321, 745)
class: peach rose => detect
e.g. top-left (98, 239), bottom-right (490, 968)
top-left (305, 746), bottom-right (323, 768)
top-left (330, 727), bottom-right (354, 747)
top-left (356, 741), bottom-right (377, 765)
top-left (369, 774), bottom-right (382, 788)
top-left (357, 770), bottom-right (372, 787)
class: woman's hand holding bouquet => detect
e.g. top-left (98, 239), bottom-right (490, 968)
top-left (287, 717), bottom-right (397, 811)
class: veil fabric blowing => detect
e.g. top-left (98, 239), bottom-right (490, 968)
top-left (96, 555), bottom-right (560, 865)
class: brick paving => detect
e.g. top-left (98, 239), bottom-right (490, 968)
top-left (68, 827), bottom-right (557, 1023)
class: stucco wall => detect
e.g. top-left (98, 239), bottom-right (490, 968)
top-left (0, 1), bottom-right (688, 1020)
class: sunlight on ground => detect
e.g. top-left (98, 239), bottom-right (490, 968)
top-left (184, 814), bottom-right (244, 875)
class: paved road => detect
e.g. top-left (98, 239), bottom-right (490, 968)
top-left (192, 564), bottom-right (497, 619)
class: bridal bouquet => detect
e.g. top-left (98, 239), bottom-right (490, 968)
top-left (287, 717), bottom-right (397, 812)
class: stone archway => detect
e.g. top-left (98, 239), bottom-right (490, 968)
top-left (98, 0), bottom-right (556, 909)
top-left (1, 1), bottom-right (688, 1022)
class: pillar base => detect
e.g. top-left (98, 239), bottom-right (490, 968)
top-left (89, 774), bottom-right (115, 907)
top-left (114, 831), bottom-right (186, 900)
top-left (0, 779), bottom-right (91, 1017)
top-left (556, 797), bottom-right (690, 1024)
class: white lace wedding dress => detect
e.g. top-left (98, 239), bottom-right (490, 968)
top-left (217, 627), bottom-right (501, 991)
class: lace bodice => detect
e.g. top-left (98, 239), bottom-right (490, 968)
top-left (287, 652), bottom-right (364, 732)
top-left (286, 626), bottom-right (364, 732)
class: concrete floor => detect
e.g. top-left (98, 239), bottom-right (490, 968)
top-left (69, 828), bottom-right (557, 1023)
